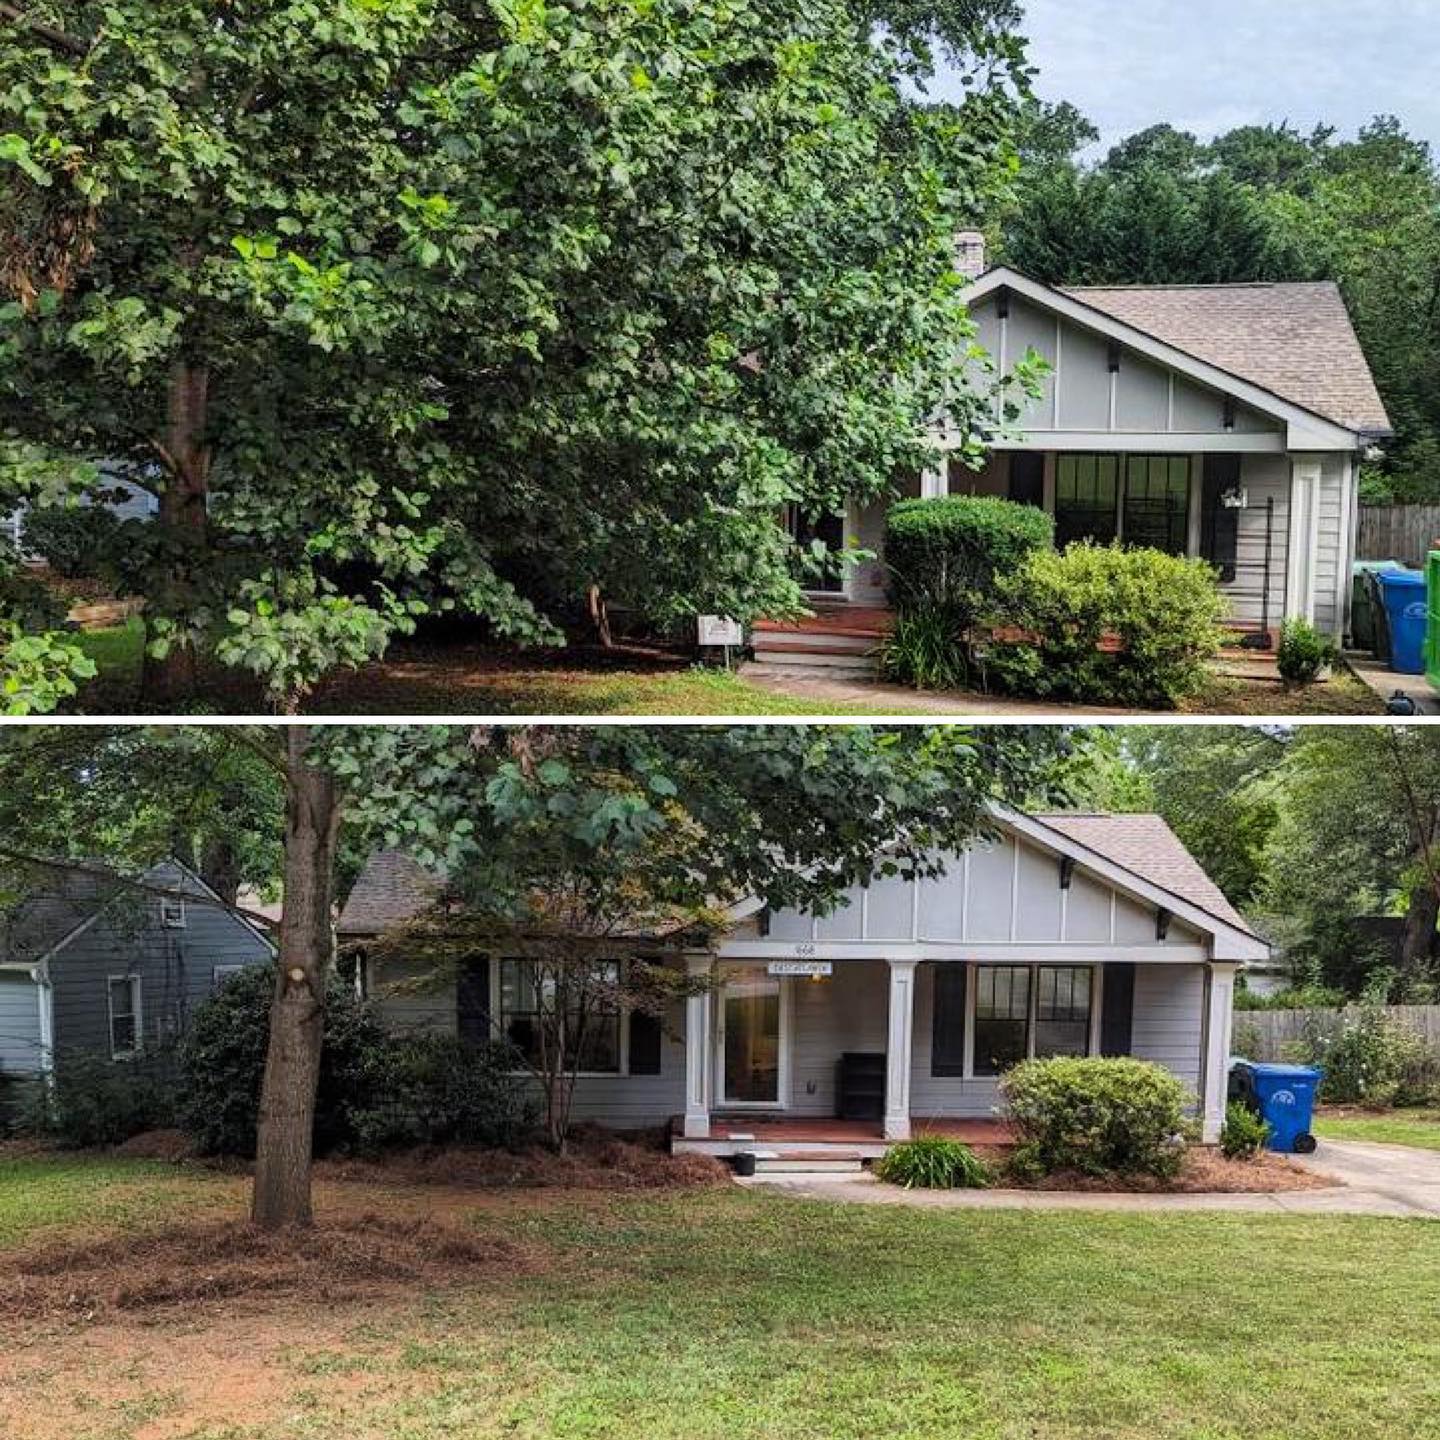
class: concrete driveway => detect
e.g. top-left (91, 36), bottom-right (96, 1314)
top-left (741, 1139), bottom-right (1440, 1218)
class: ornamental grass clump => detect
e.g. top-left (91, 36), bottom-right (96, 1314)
top-left (1001, 1056), bottom-right (1191, 1180)
top-left (873, 1135), bottom-right (990, 1189)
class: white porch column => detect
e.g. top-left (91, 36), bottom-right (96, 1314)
top-left (1200, 961), bottom-right (1239, 1144)
top-left (683, 954), bottom-right (714, 1139)
top-left (884, 959), bottom-right (919, 1141)
top-left (1285, 455), bottom-right (1323, 623)
top-left (919, 463), bottom-right (948, 499)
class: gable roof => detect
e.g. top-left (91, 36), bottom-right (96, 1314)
top-left (336, 850), bottom-right (439, 936)
top-left (1033, 812), bottom-right (1255, 938)
top-left (1064, 281), bottom-right (1391, 438)
top-left (0, 864), bottom-right (122, 966)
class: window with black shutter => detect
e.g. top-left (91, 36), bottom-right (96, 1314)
top-left (456, 955), bottom-right (491, 1048)
top-left (1100, 964), bottom-right (1136, 1057)
top-left (931, 964), bottom-right (967, 1076)
top-left (628, 1008), bottom-right (663, 1075)
top-left (1009, 452), bottom-right (1046, 508)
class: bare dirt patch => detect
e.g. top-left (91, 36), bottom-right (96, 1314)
top-left (1, 1211), bottom-right (533, 1321)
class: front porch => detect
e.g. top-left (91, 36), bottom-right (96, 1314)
top-left (670, 1114), bottom-right (1014, 1160)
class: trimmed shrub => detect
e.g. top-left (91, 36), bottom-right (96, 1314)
top-left (177, 962), bottom-right (394, 1157)
top-left (873, 1135), bottom-right (990, 1189)
top-left (1220, 1101), bottom-right (1270, 1159)
top-left (347, 1031), bottom-right (535, 1153)
top-left (1000, 1056), bottom-right (1191, 1179)
top-left (883, 496), bottom-right (1053, 689)
top-left (984, 543), bottom-right (1227, 707)
top-left (22, 505), bottom-right (121, 579)
top-left (24, 1050), bottom-right (177, 1148)
top-left (886, 495), bottom-right (1055, 615)
top-left (1277, 618), bottom-right (1337, 687)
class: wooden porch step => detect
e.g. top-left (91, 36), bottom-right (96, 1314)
top-left (750, 1152), bottom-right (865, 1175)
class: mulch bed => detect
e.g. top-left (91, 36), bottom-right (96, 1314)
top-left (0, 1213), bottom-right (534, 1321)
top-left (996, 1148), bottom-right (1335, 1195)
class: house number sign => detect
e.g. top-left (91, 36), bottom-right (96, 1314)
top-left (768, 959), bottom-right (833, 977)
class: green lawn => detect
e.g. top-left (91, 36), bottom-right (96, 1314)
top-left (4, 1156), bottom-right (1440, 1438)
top-left (1314, 1108), bottom-right (1440, 1152)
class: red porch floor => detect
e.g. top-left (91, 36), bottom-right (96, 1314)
top-left (673, 1116), bottom-right (1015, 1146)
top-left (752, 605), bottom-right (895, 640)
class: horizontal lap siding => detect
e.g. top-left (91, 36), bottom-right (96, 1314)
top-left (788, 961), bottom-right (887, 1116)
top-left (908, 963), bottom-right (1002, 1118)
top-left (1312, 456), bottom-right (1347, 637)
top-left (1129, 964), bottom-right (1204, 1097)
top-left (0, 974), bottom-right (42, 1075)
top-left (371, 957), bottom-right (685, 1129)
top-left (51, 865), bottom-right (271, 1057)
top-left (1220, 455), bottom-right (1290, 628)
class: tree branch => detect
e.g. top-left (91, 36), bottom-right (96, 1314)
top-left (0, 3), bottom-right (89, 57)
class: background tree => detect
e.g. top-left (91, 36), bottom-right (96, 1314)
top-left (0, 0), bottom-right (1029, 710)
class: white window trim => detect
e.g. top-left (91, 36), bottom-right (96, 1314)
top-left (494, 956), bottom-right (632, 1079)
top-left (159, 896), bottom-right (187, 929)
top-left (963, 962), bottom-right (1102, 1080)
top-left (107, 973), bottom-right (143, 1060)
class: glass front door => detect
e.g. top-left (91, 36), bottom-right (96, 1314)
top-left (720, 967), bottom-right (783, 1105)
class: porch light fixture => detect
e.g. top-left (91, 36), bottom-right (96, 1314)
top-left (1058, 856), bottom-right (1074, 890)
top-left (1155, 908), bottom-right (1172, 942)
top-left (1220, 486), bottom-right (1249, 510)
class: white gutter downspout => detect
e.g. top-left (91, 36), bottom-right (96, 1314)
top-left (31, 960), bottom-right (55, 1078)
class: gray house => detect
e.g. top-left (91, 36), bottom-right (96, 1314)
top-left (339, 808), bottom-right (1266, 1153)
top-left (0, 859), bottom-right (273, 1084)
top-left (754, 247), bottom-right (1391, 668)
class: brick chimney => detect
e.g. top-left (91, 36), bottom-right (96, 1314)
top-left (954, 230), bottom-right (987, 279)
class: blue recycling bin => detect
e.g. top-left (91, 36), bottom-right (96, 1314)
top-left (1230, 1061), bottom-right (1322, 1154)
top-left (1378, 569), bottom-right (1428, 675)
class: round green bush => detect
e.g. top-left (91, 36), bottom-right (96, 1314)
top-left (1000, 1056), bottom-right (1191, 1179)
top-left (1220, 1101), bottom-right (1269, 1159)
top-left (1277, 618), bottom-right (1337, 687)
top-left (873, 1135), bottom-right (990, 1189)
top-left (885, 495), bottom-right (1055, 618)
top-left (983, 542), bottom-right (1227, 707)
top-left (177, 962), bottom-right (393, 1157)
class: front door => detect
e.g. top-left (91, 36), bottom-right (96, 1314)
top-left (718, 965), bottom-right (785, 1107)
top-left (785, 505), bottom-right (846, 595)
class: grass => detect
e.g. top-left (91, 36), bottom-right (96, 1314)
top-left (1314, 1108), bottom-right (1440, 1152)
top-left (5, 1155), bottom-right (1440, 1438)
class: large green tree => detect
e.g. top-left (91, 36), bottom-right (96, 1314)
top-left (0, 0), bottom-right (1028, 711)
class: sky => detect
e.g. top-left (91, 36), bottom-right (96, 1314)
top-left (934, 0), bottom-right (1440, 156)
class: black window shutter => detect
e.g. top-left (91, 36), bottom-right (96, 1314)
top-left (628, 1009), bottom-right (663, 1075)
top-left (457, 955), bottom-right (491, 1047)
top-left (931, 964), bottom-right (967, 1077)
top-left (1200, 454), bottom-right (1241, 583)
top-left (1100, 964), bottom-right (1135, 1056)
top-left (1009, 452), bottom-right (1046, 508)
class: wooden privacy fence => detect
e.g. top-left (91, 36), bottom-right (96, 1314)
top-left (1357, 505), bottom-right (1440, 569)
top-left (1235, 1005), bottom-right (1440, 1060)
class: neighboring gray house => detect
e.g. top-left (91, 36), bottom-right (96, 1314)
top-left (4, 467), bottom-right (158, 556)
top-left (0, 859), bottom-right (273, 1083)
top-left (338, 808), bottom-right (1266, 1152)
top-left (754, 246), bottom-right (1391, 668)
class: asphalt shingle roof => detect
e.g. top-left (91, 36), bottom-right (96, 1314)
top-left (336, 851), bottom-right (439, 936)
top-left (1035, 812), bottom-right (1255, 937)
top-left (0, 865), bottom-right (123, 965)
top-left (1062, 280), bottom-right (1392, 437)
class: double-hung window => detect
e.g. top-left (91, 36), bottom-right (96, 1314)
top-left (107, 975), bottom-right (142, 1059)
top-left (498, 958), bottom-right (622, 1074)
top-left (971, 965), bottom-right (1094, 1077)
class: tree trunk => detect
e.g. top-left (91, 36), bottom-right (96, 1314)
top-left (586, 584), bottom-right (613, 649)
top-left (1399, 878), bottom-right (1439, 984)
top-left (251, 727), bottom-right (339, 1230)
top-left (141, 359), bottom-right (211, 705)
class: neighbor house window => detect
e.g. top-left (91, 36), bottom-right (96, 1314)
top-left (1054, 455), bottom-right (1192, 554)
top-left (972, 965), bottom-right (1093, 1076)
top-left (159, 896), bottom-right (186, 928)
top-left (498, 959), bottom-right (622, 1074)
top-left (107, 975), bottom-right (142, 1058)
top-left (1054, 455), bottom-right (1119, 548)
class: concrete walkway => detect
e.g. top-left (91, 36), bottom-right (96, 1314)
top-left (1346, 654), bottom-right (1440, 715)
top-left (738, 1139), bottom-right (1440, 1219)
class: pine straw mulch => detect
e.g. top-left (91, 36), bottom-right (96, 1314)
top-left (996, 1147), bottom-right (1337, 1195)
top-left (0, 1212), bottom-right (537, 1322)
